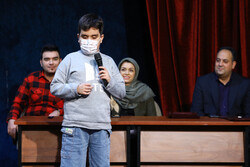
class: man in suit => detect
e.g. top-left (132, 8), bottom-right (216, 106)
top-left (191, 47), bottom-right (250, 117)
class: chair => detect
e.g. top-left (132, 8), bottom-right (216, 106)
top-left (154, 101), bottom-right (162, 116)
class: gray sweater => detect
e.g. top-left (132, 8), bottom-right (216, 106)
top-left (50, 51), bottom-right (125, 130)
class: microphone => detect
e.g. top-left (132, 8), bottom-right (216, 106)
top-left (94, 53), bottom-right (108, 86)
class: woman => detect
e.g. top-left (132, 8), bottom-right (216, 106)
top-left (113, 57), bottom-right (157, 116)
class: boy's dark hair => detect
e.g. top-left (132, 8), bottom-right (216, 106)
top-left (40, 44), bottom-right (60, 60)
top-left (78, 13), bottom-right (104, 34)
top-left (217, 46), bottom-right (237, 62)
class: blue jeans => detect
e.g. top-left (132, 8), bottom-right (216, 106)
top-left (60, 127), bottom-right (111, 167)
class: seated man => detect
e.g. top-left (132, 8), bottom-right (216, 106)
top-left (191, 46), bottom-right (250, 117)
top-left (7, 44), bottom-right (64, 139)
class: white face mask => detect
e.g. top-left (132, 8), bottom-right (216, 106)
top-left (79, 39), bottom-right (99, 55)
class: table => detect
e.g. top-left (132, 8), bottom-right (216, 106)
top-left (15, 116), bottom-right (250, 167)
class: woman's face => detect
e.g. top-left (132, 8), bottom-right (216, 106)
top-left (120, 62), bottom-right (136, 86)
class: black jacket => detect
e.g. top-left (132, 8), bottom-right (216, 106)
top-left (191, 72), bottom-right (250, 117)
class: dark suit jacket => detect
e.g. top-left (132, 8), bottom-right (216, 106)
top-left (191, 72), bottom-right (250, 117)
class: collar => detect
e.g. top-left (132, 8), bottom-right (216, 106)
top-left (214, 72), bottom-right (233, 86)
top-left (38, 70), bottom-right (45, 79)
top-left (39, 70), bottom-right (50, 82)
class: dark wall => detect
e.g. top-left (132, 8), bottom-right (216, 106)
top-left (0, 0), bottom-right (158, 166)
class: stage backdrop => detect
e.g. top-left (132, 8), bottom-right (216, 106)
top-left (146, 0), bottom-right (250, 115)
top-left (0, 0), bottom-right (157, 166)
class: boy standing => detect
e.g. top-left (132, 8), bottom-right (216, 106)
top-left (50, 13), bottom-right (125, 167)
